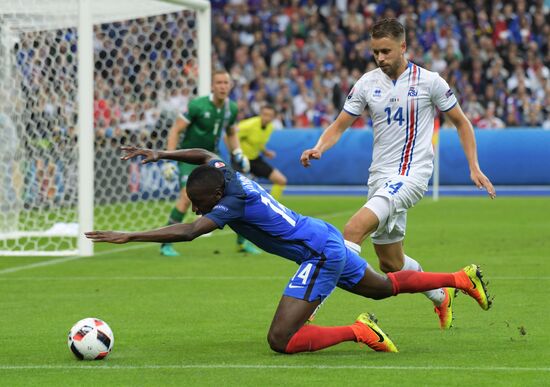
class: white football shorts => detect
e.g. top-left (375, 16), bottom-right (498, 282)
top-left (364, 175), bottom-right (428, 244)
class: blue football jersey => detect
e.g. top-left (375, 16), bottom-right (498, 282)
top-left (204, 160), bottom-right (329, 263)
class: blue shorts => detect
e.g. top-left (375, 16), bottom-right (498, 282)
top-left (283, 224), bottom-right (368, 302)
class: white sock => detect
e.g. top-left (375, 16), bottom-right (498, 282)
top-left (345, 240), bottom-right (361, 254)
top-left (403, 255), bottom-right (446, 306)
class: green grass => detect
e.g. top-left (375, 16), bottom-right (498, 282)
top-left (0, 196), bottom-right (549, 386)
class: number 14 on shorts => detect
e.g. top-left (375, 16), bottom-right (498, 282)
top-left (289, 263), bottom-right (313, 288)
top-left (384, 181), bottom-right (403, 195)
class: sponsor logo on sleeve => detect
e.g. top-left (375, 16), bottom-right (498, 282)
top-left (347, 87), bottom-right (355, 100)
top-left (445, 89), bottom-right (454, 98)
top-left (214, 161), bottom-right (226, 168)
top-left (213, 204), bottom-right (228, 212)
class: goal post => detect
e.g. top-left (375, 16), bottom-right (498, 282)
top-left (0, 0), bottom-right (211, 256)
top-left (78, 0), bottom-right (94, 257)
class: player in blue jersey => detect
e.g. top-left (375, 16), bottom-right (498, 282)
top-left (86, 146), bottom-right (492, 354)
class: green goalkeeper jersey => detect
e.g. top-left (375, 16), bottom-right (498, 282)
top-left (179, 94), bottom-right (238, 153)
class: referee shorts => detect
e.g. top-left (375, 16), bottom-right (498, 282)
top-left (250, 156), bottom-right (274, 179)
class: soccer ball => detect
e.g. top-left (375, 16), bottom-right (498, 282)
top-left (68, 318), bottom-right (114, 360)
top-left (162, 162), bottom-right (178, 182)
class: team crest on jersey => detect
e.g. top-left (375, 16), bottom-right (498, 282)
top-left (347, 87), bottom-right (355, 100)
top-left (373, 88), bottom-right (382, 98)
top-left (214, 161), bottom-right (225, 168)
top-left (408, 87), bottom-right (418, 97)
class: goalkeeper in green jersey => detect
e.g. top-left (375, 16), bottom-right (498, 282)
top-left (161, 69), bottom-right (252, 256)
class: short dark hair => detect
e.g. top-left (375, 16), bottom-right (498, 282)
top-left (187, 165), bottom-right (225, 193)
top-left (213, 69), bottom-right (230, 78)
top-left (261, 104), bottom-right (276, 112)
top-left (370, 18), bottom-right (405, 41)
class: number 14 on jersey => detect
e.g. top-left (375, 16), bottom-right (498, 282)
top-left (384, 106), bottom-right (404, 126)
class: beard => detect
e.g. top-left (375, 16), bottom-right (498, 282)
top-left (377, 60), bottom-right (403, 79)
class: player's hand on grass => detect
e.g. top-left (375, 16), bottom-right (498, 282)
top-left (300, 149), bottom-right (322, 167)
top-left (85, 231), bottom-right (131, 244)
top-left (120, 146), bottom-right (159, 164)
top-left (471, 169), bottom-right (496, 199)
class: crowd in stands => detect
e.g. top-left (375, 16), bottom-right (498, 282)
top-left (13, 0), bottom-right (550, 160)
top-left (8, 1), bottom-right (549, 207)
top-left (211, 0), bottom-right (550, 129)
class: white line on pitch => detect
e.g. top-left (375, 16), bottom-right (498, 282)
top-left (0, 364), bottom-right (547, 372)
top-left (0, 276), bottom-right (287, 281)
top-left (0, 244), bottom-right (153, 275)
top-left (0, 209), bottom-right (354, 276)
top-left (0, 276), bottom-right (547, 281)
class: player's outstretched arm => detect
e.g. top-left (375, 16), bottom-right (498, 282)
top-left (444, 105), bottom-right (496, 199)
top-left (167, 116), bottom-right (188, 151)
top-left (85, 217), bottom-right (218, 244)
top-left (300, 110), bottom-right (356, 167)
top-left (120, 146), bottom-right (217, 166)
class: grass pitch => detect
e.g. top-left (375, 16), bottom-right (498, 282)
top-left (0, 196), bottom-right (549, 386)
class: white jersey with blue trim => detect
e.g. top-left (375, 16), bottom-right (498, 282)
top-left (343, 62), bottom-right (458, 184)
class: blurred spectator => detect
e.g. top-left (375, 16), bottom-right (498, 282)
top-left (211, 0), bottom-right (549, 129)
top-left (13, 1), bottom-right (550, 149)
top-left (477, 102), bottom-right (506, 129)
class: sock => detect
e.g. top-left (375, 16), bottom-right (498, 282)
top-left (168, 207), bottom-right (185, 225)
top-left (402, 255), bottom-right (446, 305)
top-left (162, 208), bottom-right (185, 248)
top-left (345, 240), bottom-right (361, 254)
top-left (237, 234), bottom-right (245, 245)
top-left (452, 270), bottom-right (471, 291)
top-left (284, 324), bottom-right (356, 353)
top-left (387, 270), bottom-right (459, 295)
top-left (270, 184), bottom-right (285, 201)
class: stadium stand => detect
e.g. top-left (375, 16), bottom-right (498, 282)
top-left (210, 0), bottom-right (549, 129)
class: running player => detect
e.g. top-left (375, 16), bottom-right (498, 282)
top-left (300, 18), bottom-right (496, 329)
top-left (237, 105), bottom-right (287, 200)
top-left (161, 69), bottom-right (250, 257)
top-left (86, 146), bottom-right (492, 354)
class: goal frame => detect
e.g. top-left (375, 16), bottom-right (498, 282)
top-left (0, 0), bottom-right (211, 256)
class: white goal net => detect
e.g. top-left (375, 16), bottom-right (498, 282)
top-left (0, 0), bottom-right (211, 256)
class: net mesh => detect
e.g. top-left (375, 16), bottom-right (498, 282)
top-left (0, 0), bottom-right (200, 255)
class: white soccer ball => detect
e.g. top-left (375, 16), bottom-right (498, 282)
top-left (68, 318), bottom-right (114, 360)
top-left (162, 162), bottom-right (178, 182)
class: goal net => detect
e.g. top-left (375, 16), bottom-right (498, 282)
top-left (0, 0), bottom-right (211, 256)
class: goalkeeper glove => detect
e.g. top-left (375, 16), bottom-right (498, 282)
top-left (231, 148), bottom-right (250, 173)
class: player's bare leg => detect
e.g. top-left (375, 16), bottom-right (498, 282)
top-left (175, 188), bottom-right (192, 214)
top-left (267, 296), bottom-right (319, 353)
top-left (373, 241), bottom-right (405, 273)
top-left (346, 265), bottom-right (395, 299)
top-left (342, 206), bottom-right (379, 257)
